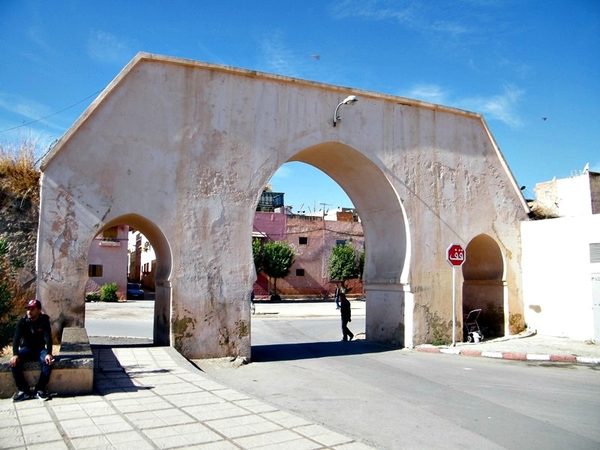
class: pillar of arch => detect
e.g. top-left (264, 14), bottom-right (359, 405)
top-left (37, 53), bottom-right (529, 358)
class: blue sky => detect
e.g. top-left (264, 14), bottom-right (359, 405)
top-left (1, 1), bottom-right (599, 212)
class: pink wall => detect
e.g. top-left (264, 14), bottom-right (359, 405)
top-left (87, 225), bottom-right (129, 299)
top-left (253, 213), bottom-right (364, 299)
top-left (253, 212), bottom-right (287, 240)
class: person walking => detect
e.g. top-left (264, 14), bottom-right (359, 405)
top-left (9, 299), bottom-right (55, 401)
top-left (340, 293), bottom-right (354, 341)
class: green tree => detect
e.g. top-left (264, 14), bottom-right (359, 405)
top-left (0, 239), bottom-right (26, 350)
top-left (328, 242), bottom-right (360, 291)
top-left (252, 238), bottom-right (263, 274)
top-left (358, 248), bottom-right (365, 280)
top-left (261, 241), bottom-right (295, 300)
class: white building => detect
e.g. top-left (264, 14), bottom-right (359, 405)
top-left (522, 166), bottom-right (600, 341)
top-left (128, 229), bottom-right (156, 290)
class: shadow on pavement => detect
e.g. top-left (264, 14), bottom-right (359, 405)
top-left (251, 339), bottom-right (398, 362)
top-left (92, 346), bottom-right (156, 394)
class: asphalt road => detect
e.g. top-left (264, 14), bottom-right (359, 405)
top-left (85, 301), bottom-right (600, 449)
top-left (197, 317), bottom-right (600, 450)
top-left (85, 300), bottom-right (154, 341)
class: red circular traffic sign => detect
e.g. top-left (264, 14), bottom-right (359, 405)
top-left (446, 244), bottom-right (466, 267)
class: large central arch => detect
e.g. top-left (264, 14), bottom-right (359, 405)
top-left (36, 53), bottom-right (529, 359)
top-left (289, 143), bottom-right (410, 345)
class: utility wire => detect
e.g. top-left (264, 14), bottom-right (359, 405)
top-left (0, 89), bottom-right (103, 134)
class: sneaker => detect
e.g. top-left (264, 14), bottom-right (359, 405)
top-left (35, 390), bottom-right (50, 401)
top-left (349, 335), bottom-right (354, 341)
top-left (13, 391), bottom-right (32, 402)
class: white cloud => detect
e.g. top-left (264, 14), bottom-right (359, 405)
top-left (87, 30), bottom-right (133, 65)
top-left (404, 83), bottom-right (524, 128)
top-left (260, 31), bottom-right (300, 77)
top-left (407, 84), bottom-right (448, 104)
top-left (272, 165), bottom-right (293, 179)
top-left (330, 0), bottom-right (414, 24)
top-left (0, 92), bottom-right (74, 144)
top-left (458, 84), bottom-right (524, 128)
top-left (0, 92), bottom-right (50, 122)
top-left (330, 1), bottom-right (471, 40)
top-left (27, 26), bottom-right (54, 55)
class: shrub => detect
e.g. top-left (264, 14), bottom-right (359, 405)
top-left (86, 293), bottom-right (101, 302)
top-left (0, 238), bottom-right (29, 352)
top-left (100, 283), bottom-right (119, 302)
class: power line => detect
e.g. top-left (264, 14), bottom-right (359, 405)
top-left (0, 90), bottom-right (103, 134)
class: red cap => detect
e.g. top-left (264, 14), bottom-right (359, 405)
top-left (26, 299), bottom-right (41, 309)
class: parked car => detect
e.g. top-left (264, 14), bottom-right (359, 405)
top-left (127, 282), bottom-right (145, 300)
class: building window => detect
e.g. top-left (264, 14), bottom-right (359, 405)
top-left (88, 265), bottom-right (103, 277)
top-left (296, 269), bottom-right (305, 276)
top-left (336, 239), bottom-right (347, 246)
top-left (299, 237), bottom-right (308, 245)
top-left (102, 226), bottom-right (119, 241)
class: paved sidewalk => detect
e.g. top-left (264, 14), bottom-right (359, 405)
top-left (415, 331), bottom-right (600, 364)
top-left (0, 345), bottom-right (375, 450)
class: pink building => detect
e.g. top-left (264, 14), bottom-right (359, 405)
top-left (253, 210), bottom-right (364, 299)
top-left (86, 224), bottom-right (129, 298)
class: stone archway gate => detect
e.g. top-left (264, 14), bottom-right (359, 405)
top-left (38, 53), bottom-right (529, 359)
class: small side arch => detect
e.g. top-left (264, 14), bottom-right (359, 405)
top-left (462, 234), bottom-right (505, 339)
top-left (99, 214), bottom-right (172, 345)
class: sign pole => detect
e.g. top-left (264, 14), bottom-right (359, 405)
top-left (446, 244), bottom-right (466, 347)
top-left (452, 266), bottom-right (456, 346)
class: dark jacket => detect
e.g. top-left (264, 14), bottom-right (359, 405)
top-left (13, 314), bottom-right (53, 356)
top-left (340, 297), bottom-right (351, 322)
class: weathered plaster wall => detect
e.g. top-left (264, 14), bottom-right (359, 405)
top-left (591, 172), bottom-right (600, 214)
top-left (38, 53), bottom-right (528, 357)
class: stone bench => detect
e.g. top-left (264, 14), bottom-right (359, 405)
top-left (0, 327), bottom-right (94, 399)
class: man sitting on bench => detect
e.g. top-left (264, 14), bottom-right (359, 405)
top-left (9, 299), bottom-right (55, 401)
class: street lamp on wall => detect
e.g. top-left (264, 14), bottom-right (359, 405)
top-left (333, 95), bottom-right (358, 127)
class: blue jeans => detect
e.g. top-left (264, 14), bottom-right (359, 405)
top-left (11, 348), bottom-right (53, 392)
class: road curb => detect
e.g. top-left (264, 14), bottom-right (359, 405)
top-left (415, 345), bottom-right (600, 365)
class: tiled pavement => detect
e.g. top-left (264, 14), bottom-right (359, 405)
top-left (0, 346), bottom-right (375, 450)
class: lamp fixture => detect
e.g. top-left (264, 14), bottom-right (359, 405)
top-left (333, 95), bottom-right (358, 127)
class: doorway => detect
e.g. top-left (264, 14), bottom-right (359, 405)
top-left (85, 214), bottom-right (172, 346)
top-left (462, 234), bottom-right (505, 340)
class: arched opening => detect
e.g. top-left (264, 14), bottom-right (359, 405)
top-left (462, 234), bottom-right (505, 340)
top-left (250, 161), bottom-right (366, 343)
top-left (253, 161), bottom-right (362, 300)
top-left (279, 142), bottom-right (410, 347)
top-left (84, 214), bottom-right (172, 346)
